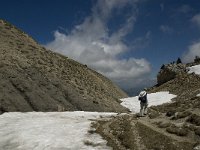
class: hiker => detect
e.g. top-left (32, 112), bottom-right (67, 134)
top-left (138, 89), bottom-right (148, 117)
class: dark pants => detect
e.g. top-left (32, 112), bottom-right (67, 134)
top-left (140, 102), bottom-right (148, 116)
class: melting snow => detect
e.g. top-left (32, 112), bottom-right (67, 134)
top-left (0, 111), bottom-right (115, 150)
top-left (0, 91), bottom-right (177, 149)
top-left (121, 91), bottom-right (177, 113)
top-left (188, 64), bottom-right (200, 75)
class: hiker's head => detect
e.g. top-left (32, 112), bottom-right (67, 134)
top-left (139, 91), bottom-right (147, 97)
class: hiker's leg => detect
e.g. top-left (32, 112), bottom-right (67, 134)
top-left (140, 102), bottom-right (144, 116)
top-left (144, 103), bottom-right (148, 115)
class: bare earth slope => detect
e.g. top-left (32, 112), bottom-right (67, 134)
top-left (0, 19), bottom-right (128, 113)
top-left (94, 62), bottom-right (200, 150)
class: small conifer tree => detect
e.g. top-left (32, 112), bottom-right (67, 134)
top-left (161, 64), bottom-right (165, 69)
top-left (176, 57), bottom-right (182, 64)
top-left (194, 56), bottom-right (200, 63)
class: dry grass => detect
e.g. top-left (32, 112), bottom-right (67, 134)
top-left (0, 19), bottom-right (128, 113)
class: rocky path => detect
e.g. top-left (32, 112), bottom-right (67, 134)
top-left (94, 115), bottom-right (128, 150)
top-left (130, 120), bottom-right (146, 150)
top-left (94, 113), bottom-right (198, 150)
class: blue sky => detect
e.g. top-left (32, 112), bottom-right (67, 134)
top-left (1, 0), bottom-right (200, 90)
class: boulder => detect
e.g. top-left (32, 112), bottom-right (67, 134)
top-left (157, 63), bottom-right (187, 85)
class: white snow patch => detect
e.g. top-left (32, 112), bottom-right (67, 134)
top-left (0, 111), bottom-right (116, 150)
top-left (197, 94), bottom-right (200, 97)
top-left (188, 64), bottom-right (200, 75)
top-left (0, 92), bottom-right (178, 149)
top-left (121, 91), bottom-right (177, 113)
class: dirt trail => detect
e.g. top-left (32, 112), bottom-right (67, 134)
top-left (94, 114), bottom-right (198, 150)
top-left (94, 116), bottom-right (128, 150)
top-left (130, 120), bottom-right (147, 150)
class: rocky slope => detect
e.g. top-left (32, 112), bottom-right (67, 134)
top-left (157, 63), bottom-right (187, 85)
top-left (94, 60), bottom-right (200, 150)
top-left (0, 19), bottom-right (128, 113)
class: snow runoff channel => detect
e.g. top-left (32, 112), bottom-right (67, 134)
top-left (0, 91), bottom-right (176, 150)
top-left (121, 91), bottom-right (177, 113)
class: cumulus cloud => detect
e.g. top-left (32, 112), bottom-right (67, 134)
top-left (160, 25), bottom-right (173, 34)
top-left (177, 4), bottom-right (193, 14)
top-left (46, 0), bottom-right (151, 89)
top-left (183, 13), bottom-right (200, 63)
top-left (132, 31), bottom-right (151, 49)
top-left (182, 40), bottom-right (200, 63)
top-left (191, 13), bottom-right (200, 27)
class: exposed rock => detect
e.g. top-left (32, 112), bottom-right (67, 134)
top-left (166, 110), bottom-right (176, 117)
top-left (148, 109), bottom-right (161, 119)
top-left (157, 63), bottom-right (187, 85)
top-left (194, 144), bottom-right (200, 150)
top-left (172, 111), bottom-right (192, 120)
top-left (195, 127), bottom-right (200, 136)
top-left (0, 19), bottom-right (128, 112)
top-left (166, 124), bottom-right (189, 136)
top-left (186, 56), bottom-right (200, 67)
top-left (157, 121), bottom-right (171, 128)
top-left (187, 114), bottom-right (200, 126)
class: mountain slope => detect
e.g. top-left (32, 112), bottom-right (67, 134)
top-left (0, 19), bottom-right (128, 113)
top-left (94, 61), bottom-right (200, 150)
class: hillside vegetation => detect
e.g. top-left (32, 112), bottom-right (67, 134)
top-left (0, 19), bottom-right (128, 113)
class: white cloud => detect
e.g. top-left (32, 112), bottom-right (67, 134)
top-left (160, 25), bottom-right (173, 34)
top-left (182, 40), bottom-right (200, 63)
top-left (177, 4), bottom-right (193, 14)
top-left (183, 13), bottom-right (200, 63)
top-left (93, 0), bottom-right (139, 21)
top-left (132, 31), bottom-right (151, 49)
top-left (46, 0), bottom-right (151, 89)
top-left (191, 13), bottom-right (200, 27)
top-left (160, 3), bottom-right (164, 12)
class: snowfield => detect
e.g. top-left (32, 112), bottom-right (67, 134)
top-left (121, 91), bottom-right (177, 113)
top-left (188, 64), bottom-right (200, 75)
top-left (0, 91), bottom-right (177, 150)
top-left (0, 112), bottom-right (115, 150)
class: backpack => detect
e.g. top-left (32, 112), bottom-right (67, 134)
top-left (138, 91), bottom-right (147, 103)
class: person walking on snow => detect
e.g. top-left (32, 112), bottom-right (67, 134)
top-left (138, 89), bottom-right (148, 117)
